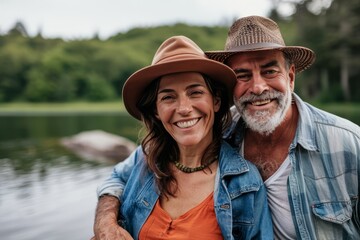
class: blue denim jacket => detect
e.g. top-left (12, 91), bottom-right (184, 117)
top-left (98, 141), bottom-right (273, 239)
top-left (228, 93), bottom-right (360, 239)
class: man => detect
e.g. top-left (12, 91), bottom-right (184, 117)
top-left (92, 16), bottom-right (360, 239)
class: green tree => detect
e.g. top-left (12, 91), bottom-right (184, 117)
top-left (83, 74), bottom-right (116, 101)
top-left (270, 0), bottom-right (360, 102)
top-left (321, 0), bottom-right (360, 101)
top-left (25, 47), bottom-right (79, 102)
top-left (0, 36), bottom-right (37, 101)
top-left (25, 68), bottom-right (53, 102)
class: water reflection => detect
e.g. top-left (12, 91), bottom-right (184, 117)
top-left (0, 138), bottom-right (114, 239)
top-left (0, 114), bottom-right (140, 240)
top-left (0, 113), bottom-right (141, 142)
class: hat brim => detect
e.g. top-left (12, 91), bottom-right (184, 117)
top-left (205, 46), bottom-right (315, 73)
top-left (122, 58), bottom-right (237, 120)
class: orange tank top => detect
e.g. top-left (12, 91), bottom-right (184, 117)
top-left (139, 193), bottom-right (223, 240)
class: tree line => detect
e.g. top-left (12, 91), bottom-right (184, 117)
top-left (0, 0), bottom-right (359, 103)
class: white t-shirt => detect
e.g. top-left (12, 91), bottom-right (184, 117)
top-left (240, 141), bottom-right (296, 239)
top-left (264, 157), bottom-right (296, 239)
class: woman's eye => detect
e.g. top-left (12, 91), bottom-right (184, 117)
top-left (188, 90), bottom-right (205, 97)
top-left (161, 95), bottom-right (173, 101)
top-left (191, 90), bottom-right (203, 95)
top-left (237, 74), bottom-right (251, 81)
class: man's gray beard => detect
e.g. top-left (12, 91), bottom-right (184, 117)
top-left (234, 87), bottom-right (292, 136)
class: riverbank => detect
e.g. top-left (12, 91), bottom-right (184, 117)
top-left (0, 101), bottom-right (359, 123)
top-left (0, 101), bottom-right (127, 116)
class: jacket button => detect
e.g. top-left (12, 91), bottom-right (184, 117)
top-left (220, 204), bottom-right (230, 209)
top-left (142, 199), bottom-right (150, 206)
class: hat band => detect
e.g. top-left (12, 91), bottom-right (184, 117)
top-left (227, 42), bottom-right (285, 52)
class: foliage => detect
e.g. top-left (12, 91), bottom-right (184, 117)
top-left (270, 0), bottom-right (360, 102)
top-left (1, 3), bottom-right (360, 103)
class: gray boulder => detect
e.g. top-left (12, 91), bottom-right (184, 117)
top-left (61, 130), bottom-right (137, 163)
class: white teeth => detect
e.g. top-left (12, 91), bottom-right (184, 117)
top-left (252, 99), bottom-right (271, 106)
top-left (176, 119), bottom-right (198, 128)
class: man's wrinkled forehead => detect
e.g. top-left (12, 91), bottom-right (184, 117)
top-left (225, 50), bottom-right (286, 69)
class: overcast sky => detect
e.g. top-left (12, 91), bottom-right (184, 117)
top-left (0, 0), bottom-right (282, 40)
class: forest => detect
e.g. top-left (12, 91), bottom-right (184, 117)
top-left (0, 0), bottom-right (359, 103)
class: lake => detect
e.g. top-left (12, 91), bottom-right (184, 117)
top-left (0, 113), bottom-right (140, 240)
top-left (0, 109), bottom-right (359, 240)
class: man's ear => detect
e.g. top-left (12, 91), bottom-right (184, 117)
top-left (289, 64), bottom-right (296, 91)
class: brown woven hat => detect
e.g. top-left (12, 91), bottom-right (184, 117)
top-left (205, 15), bottom-right (315, 73)
top-left (122, 35), bottom-right (237, 120)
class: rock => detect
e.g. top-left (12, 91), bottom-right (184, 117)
top-left (60, 130), bottom-right (137, 163)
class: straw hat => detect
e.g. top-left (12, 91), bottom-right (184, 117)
top-left (122, 35), bottom-right (237, 120)
top-left (205, 16), bottom-right (315, 73)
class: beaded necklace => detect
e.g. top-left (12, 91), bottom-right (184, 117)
top-left (174, 158), bottom-right (217, 173)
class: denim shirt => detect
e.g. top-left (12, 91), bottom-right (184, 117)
top-left (98, 141), bottom-right (273, 239)
top-left (228, 93), bottom-right (360, 239)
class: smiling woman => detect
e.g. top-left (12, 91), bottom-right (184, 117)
top-left (92, 35), bottom-right (273, 240)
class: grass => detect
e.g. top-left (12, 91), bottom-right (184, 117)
top-left (314, 102), bottom-right (360, 112)
top-left (0, 101), bottom-right (127, 115)
top-left (310, 102), bottom-right (360, 115)
top-left (0, 101), bottom-right (359, 121)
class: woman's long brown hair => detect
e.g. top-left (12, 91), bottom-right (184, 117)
top-left (136, 74), bottom-right (232, 197)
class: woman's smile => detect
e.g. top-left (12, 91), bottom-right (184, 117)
top-left (174, 118), bottom-right (201, 129)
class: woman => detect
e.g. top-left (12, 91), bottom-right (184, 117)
top-left (100, 36), bottom-right (273, 239)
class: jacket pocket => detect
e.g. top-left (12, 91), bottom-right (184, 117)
top-left (312, 200), bottom-right (352, 224)
top-left (231, 191), bottom-right (256, 225)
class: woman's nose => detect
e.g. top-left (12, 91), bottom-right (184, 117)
top-left (177, 97), bottom-right (192, 115)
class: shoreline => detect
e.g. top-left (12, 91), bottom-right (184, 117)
top-left (0, 101), bottom-right (359, 123)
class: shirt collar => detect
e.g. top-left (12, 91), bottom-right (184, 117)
top-left (292, 93), bottom-right (318, 152)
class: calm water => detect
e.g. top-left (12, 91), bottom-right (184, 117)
top-left (0, 110), bottom-right (359, 240)
top-left (0, 113), bottom-right (140, 240)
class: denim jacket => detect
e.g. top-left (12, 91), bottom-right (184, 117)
top-left (228, 93), bottom-right (360, 239)
top-left (98, 141), bottom-right (273, 239)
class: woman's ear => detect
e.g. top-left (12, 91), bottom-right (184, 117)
top-left (154, 109), bottom-right (160, 120)
top-left (214, 96), bottom-right (221, 112)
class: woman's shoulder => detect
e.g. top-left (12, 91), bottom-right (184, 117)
top-left (219, 141), bottom-right (263, 184)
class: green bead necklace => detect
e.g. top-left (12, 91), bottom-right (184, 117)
top-left (174, 158), bottom-right (217, 173)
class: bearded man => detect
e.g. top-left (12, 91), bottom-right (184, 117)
top-left (92, 16), bottom-right (360, 240)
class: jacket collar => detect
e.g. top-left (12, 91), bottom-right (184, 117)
top-left (218, 141), bottom-right (250, 177)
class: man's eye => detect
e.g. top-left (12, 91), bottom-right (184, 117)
top-left (264, 70), bottom-right (277, 75)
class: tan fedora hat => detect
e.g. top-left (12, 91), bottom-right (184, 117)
top-left (122, 35), bottom-right (237, 120)
top-left (205, 15), bottom-right (315, 73)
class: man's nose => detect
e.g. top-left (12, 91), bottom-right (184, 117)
top-left (250, 73), bottom-right (269, 95)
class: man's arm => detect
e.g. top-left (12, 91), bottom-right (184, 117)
top-left (92, 195), bottom-right (133, 240)
top-left (96, 147), bottom-right (142, 197)
top-left (91, 147), bottom-right (143, 240)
